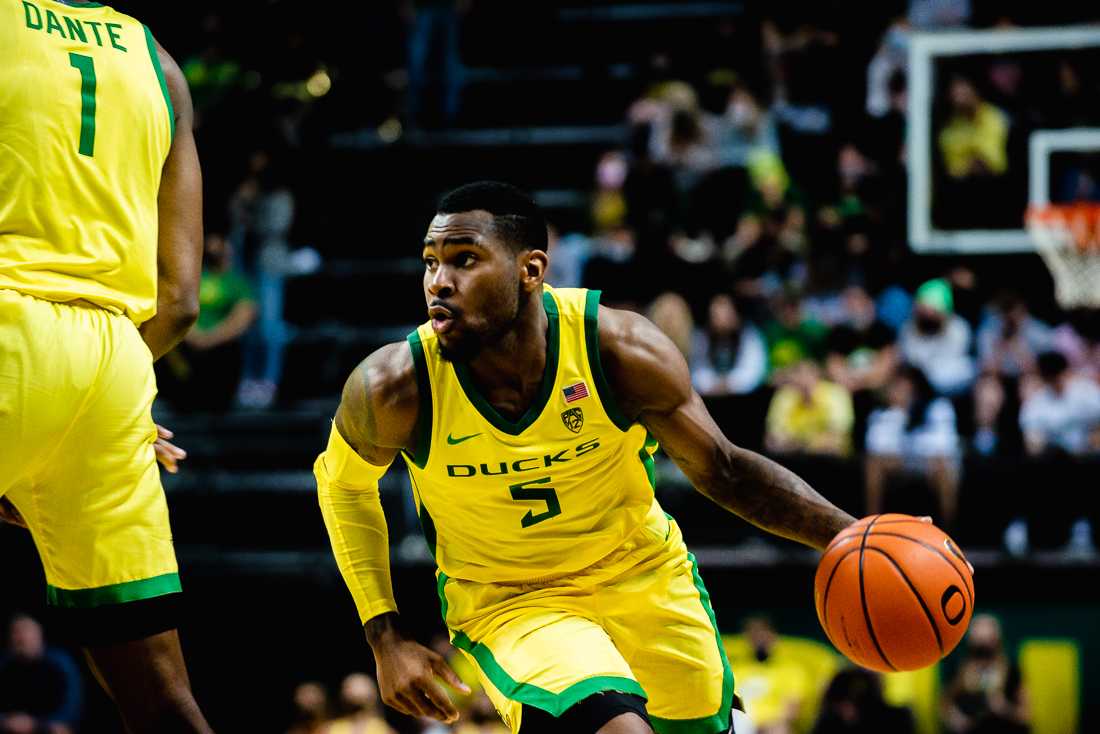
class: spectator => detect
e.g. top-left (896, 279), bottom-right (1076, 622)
top-left (1052, 309), bottom-right (1100, 383)
top-left (899, 279), bottom-right (975, 396)
top-left (692, 294), bottom-right (768, 396)
top-left (591, 151), bottom-right (629, 234)
top-left (936, 72), bottom-right (1011, 228)
top-left (762, 292), bottom-right (828, 379)
top-left (0, 614), bottom-right (82, 734)
top-left (943, 615), bottom-right (1030, 734)
top-left (287, 681), bottom-right (330, 734)
top-left (323, 673), bottom-right (394, 734)
top-left (717, 81), bottom-right (782, 168)
top-left (231, 150), bottom-right (296, 409)
top-left (1013, 350), bottom-right (1100, 553)
top-left (977, 293), bottom-right (1052, 378)
top-left (731, 618), bottom-right (809, 734)
top-left (724, 153), bottom-right (807, 280)
top-left (825, 287), bottom-right (899, 395)
top-left (866, 19), bottom-right (910, 119)
top-left (1020, 351), bottom-right (1100, 457)
top-left (939, 74), bottom-right (1008, 180)
top-left (971, 292), bottom-right (1051, 455)
top-left (825, 286), bottom-right (900, 450)
top-left (811, 668), bottom-right (915, 734)
top-left (765, 360), bottom-right (854, 457)
top-left (865, 365), bottom-right (960, 528)
top-left (158, 233), bottom-right (258, 412)
top-left (633, 82), bottom-right (724, 192)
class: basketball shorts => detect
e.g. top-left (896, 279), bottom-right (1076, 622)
top-left (438, 501), bottom-right (736, 733)
top-left (0, 290), bottom-right (180, 642)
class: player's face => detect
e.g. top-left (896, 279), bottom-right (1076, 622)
top-left (422, 211), bottom-right (525, 362)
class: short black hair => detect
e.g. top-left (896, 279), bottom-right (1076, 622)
top-left (1037, 351), bottom-right (1069, 382)
top-left (437, 181), bottom-right (548, 253)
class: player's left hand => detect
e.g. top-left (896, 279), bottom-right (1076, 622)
top-left (154, 424), bottom-right (187, 474)
top-left (0, 497), bottom-right (27, 529)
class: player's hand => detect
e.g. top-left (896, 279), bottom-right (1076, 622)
top-left (918, 516), bottom-right (975, 575)
top-left (0, 497), bottom-right (27, 529)
top-left (371, 633), bottom-right (470, 723)
top-left (154, 424), bottom-right (187, 474)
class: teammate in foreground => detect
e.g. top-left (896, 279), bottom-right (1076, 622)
top-left (315, 182), bottom-right (856, 734)
top-left (0, 1), bottom-right (212, 731)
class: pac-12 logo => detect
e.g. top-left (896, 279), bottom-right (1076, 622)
top-left (561, 407), bottom-right (584, 433)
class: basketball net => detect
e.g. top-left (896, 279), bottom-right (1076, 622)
top-left (1025, 203), bottom-right (1100, 308)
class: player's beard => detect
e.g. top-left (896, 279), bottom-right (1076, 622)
top-left (438, 282), bottom-right (525, 363)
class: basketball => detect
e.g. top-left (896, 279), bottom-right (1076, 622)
top-left (814, 514), bottom-right (975, 672)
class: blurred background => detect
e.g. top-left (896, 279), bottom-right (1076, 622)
top-left (3, 1), bottom-right (1100, 732)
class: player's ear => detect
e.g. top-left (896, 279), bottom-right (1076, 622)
top-left (520, 249), bottom-right (548, 292)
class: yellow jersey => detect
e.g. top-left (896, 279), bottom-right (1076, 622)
top-left (0, 0), bottom-right (174, 325)
top-left (403, 286), bottom-right (661, 584)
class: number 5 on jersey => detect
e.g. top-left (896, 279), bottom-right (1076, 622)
top-left (68, 52), bottom-right (96, 157)
top-left (509, 476), bottom-right (561, 528)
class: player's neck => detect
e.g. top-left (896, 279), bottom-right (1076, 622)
top-left (466, 295), bottom-right (549, 397)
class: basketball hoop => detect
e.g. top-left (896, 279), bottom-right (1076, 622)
top-left (1025, 203), bottom-right (1100, 308)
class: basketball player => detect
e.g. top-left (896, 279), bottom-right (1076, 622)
top-left (0, 1), bottom-right (212, 731)
top-left (315, 182), bottom-right (857, 734)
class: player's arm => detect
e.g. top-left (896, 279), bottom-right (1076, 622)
top-left (600, 307), bottom-right (856, 551)
top-left (138, 42), bottom-right (203, 361)
top-left (315, 343), bottom-right (467, 723)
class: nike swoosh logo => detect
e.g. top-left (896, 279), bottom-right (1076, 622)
top-left (446, 432), bottom-right (482, 445)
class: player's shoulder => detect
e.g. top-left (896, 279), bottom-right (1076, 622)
top-left (338, 341), bottom-right (419, 450)
top-left (595, 303), bottom-right (691, 415)
top-left (345, 341), bottom-right (418, 409)
top-left (596, 303), bottom-right (674, 369)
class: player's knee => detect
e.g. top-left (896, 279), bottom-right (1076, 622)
top-left (521, 692), bottom-right (651, 734)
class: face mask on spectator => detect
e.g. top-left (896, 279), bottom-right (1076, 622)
top-left (916, 313), bottom-right (944, 335)
top-left (968, 643), bottom-right (998, 661)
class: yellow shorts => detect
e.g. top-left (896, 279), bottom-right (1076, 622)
top-left (0, 290), bottom-right (180, 619)
top-left (439, 502), bottom-right (735, 733)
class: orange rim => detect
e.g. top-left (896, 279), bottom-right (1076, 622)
top-left (1026, 203), bottom-right (1100, 253)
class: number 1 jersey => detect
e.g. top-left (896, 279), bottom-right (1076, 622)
top-left (0, 0), bottom-right (173, 325)
top-left (403, 286), bottom-right (662, 584)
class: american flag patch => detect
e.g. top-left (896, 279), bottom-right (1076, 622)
top-left (563, 381), bottom-right (589, 403)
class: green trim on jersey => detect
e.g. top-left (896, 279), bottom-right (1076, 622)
top-left (649, 551), bottom-right (734, 734)
top-left (46, 572), bottom-right (181, 608)
top-left (451, 629), bottom-right (647, 717)
top-left (405, 330), bottom-right (433, 469)
top-left (437, 570), bottom-right (648, 719)
top-left (453, 290), bottom-right (560, 436)
top-left (410, 475), bottom-right (438, 559)
top-left (142, 25), bottom-right (174, 140)
top-left (583, 289), bottom-right (632, 431)
top-left (52, 1), bottom-right (106, 7)
top-left (436, 571), bottom-right (451, 622)
top-left (638, 431), bottom-right (658, 490)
